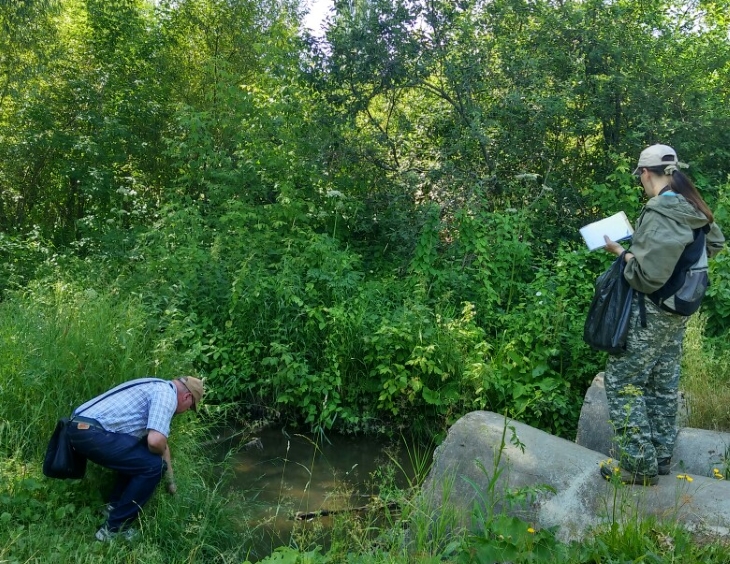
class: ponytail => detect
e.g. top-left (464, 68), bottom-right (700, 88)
top-left (645, 165), bottom-right (714, 223)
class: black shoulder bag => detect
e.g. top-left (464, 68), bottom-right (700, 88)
top-left (583, 252), bottom-right (634, 355)
top-left (42, 417), bottom-right (88, 479)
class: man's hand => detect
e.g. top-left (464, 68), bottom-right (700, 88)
top-left (154, 438), bottom-right (175, 495)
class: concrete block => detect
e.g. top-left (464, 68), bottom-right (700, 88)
top-left (420, 411), bottom-right (730, 542)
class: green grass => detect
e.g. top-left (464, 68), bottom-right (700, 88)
top-left (0, 280), bottom-right (250, 563)
top-left (683, 314), bottom-right (730, 431)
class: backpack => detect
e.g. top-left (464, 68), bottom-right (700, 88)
top-left (647, 225), bottom-right (710, 316)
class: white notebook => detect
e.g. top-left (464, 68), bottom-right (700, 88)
top-left (580, 211), bottom-right (634, 251)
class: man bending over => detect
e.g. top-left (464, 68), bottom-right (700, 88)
top-left (67, 376), bottom-right (204, 541)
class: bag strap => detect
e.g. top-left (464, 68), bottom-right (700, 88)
top-left (74, 378), bottom-right (166, 417)
top-left (638, 292), bottom-right (647, 328)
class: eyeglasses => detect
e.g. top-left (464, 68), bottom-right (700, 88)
top-left (179, 378), bottom-right (196, 410)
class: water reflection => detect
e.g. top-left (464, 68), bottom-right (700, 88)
top-left (228, 426), bottom-right (420, 559)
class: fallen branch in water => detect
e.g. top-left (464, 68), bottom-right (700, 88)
top-left (293, 500), bottom-right (400, 522)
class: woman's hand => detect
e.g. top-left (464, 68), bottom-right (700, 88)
top-left (603, 235), bottom-right (634, 263)
top-left (603, 235), bottom-right (624, 256)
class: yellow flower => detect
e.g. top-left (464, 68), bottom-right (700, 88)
top-left (527, 527), bottom-right (536, 534)
top-left (676, 474), bottom-right (694, 482)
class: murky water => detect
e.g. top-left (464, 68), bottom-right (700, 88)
top-left (226, 426), bottom-right (428, 560)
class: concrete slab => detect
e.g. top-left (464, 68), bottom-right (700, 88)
top-left (420, 410), bottom-right (730, 542)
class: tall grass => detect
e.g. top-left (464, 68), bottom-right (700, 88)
top-left (682, 314), bottom-right (730, 431)
top-left (0, 280), bottom-right (185, 455)
top-left (0, 279), bottom-right (248, 563)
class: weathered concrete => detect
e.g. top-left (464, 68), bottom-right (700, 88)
top-left (576, 373), bottom-right (730, 477)
top-left (420, 410), bottom-right (730, 542)
top-left (574, 373), bottom-right (615, 455)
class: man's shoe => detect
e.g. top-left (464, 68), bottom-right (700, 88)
top-left (658, 458), bottom-right (671, 475)
top-left (95, 526), bottom-right (138, 542)
top-left (600, 461), bottom-right (659, 486)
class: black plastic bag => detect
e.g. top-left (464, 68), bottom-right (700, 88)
top-left (583, 253), bottom-right (634, 355)
top-left (42, 418), bottom-right (87, 479)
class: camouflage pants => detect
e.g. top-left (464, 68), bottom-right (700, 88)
top-left (604, 294), bottom-right (687, 476)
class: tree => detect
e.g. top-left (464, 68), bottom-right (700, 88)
top-left (0, 0), bottom-right (173, 244)
top-left (0, 0), bottom-right (61, 233)
top-left (313, 0), bottom-right (730, 228)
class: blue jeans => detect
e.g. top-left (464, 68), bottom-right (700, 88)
top-left (67, 423), bottom-right (167, 531)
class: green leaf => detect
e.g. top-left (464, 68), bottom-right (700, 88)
top-left (422, 386), bottom-right (440, 405)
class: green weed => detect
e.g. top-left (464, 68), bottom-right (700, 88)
top-left (682, 314), bottom-right (730, 431)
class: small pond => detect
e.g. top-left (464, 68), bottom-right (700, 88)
top-left (225, 425), bottom-right (432, 560)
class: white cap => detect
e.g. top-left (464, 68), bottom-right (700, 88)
top-left (633, 144), bottom-right (687, 175)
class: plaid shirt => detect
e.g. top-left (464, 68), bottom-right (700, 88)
top-left (73, 378), bottom-right (178, 438)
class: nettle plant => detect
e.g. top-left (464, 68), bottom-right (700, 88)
top-left (363, 300), bottom-right (489, 424)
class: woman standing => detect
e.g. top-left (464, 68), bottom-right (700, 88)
top-left (600, 144), bottom-right (725, 485)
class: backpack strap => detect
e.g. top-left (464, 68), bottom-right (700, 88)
top-left (634, 223), bottom-right (710, 326)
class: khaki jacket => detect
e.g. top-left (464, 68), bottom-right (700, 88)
top-left (624, 191), bottom-right (725, 294)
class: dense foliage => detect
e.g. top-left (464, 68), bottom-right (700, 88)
top-left (3, 1), bottom-right (730, 562)
top-left (2, 0), bottom-right (730, 443)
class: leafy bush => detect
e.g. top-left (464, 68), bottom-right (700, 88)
top-left (0, 229), bottom-right (53, 298)
top-left (703, 185), bottom-right (730, 337)
top-left (107, 188), bottom-right (612, 439)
